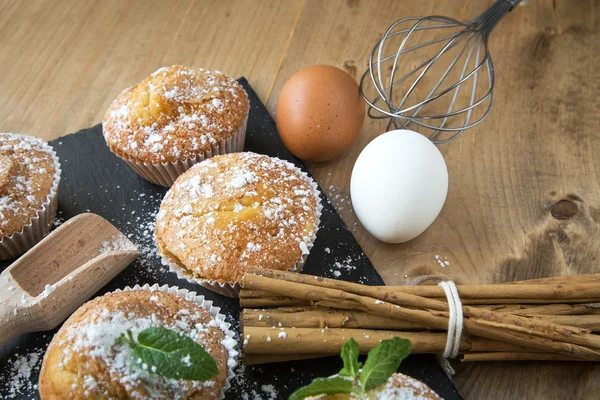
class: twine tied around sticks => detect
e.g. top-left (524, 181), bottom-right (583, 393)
top-left (407, 275), bottom-right (464, 377)
top-left (437, 280), bottom-right (463, 376)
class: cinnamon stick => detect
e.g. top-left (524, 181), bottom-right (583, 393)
top-left (243, 327), bottom-right (488, 355)
top-left (384, 285), bottom-right (600, 302)
top-left (532, 315), bottom-right (600, 332)
top-left (504, 274), bottom-right (600, 286)
top-left (242, 308), bottom-right (425, 330)
top-left (245, 267), bottom-right (600, 304)
top-left (484, 304), bottom-right (594, 316)
top-left (243, 309), bottom-right (600, 346)
top-left (449, 298), bottom-right (600, 305)
top-left (240, 289), bottom-right (277, 298)
top-left (240, 296), bottom-right (309, 308)
top-left (461, 306), bottom-right (600, 350)
top-left (241, 326), bottom-right (566, 365)
top-left (463, 318), bottom-right (600, 360)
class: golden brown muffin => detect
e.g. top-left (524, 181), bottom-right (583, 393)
top-left (305, 373), bottom-right (442, 399)
top-left (103, 65), bottom-right (249, 165)
top-left (39, 289), bottom-right (237, 400)
top-left (155, 152), bottom-right (320, 286)
top-left (0, 133), bottom-right (57, 240)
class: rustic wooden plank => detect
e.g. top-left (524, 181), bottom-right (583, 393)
top-left (266, 0), bottom-right (600, 399)
top-left (450, 1), bottom-right (600, 398)
top-left (0, 0), bottom-right (303, 140)
top-left (1, 0), bottom-right (599, 398)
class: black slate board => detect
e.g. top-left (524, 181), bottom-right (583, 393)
top-left (0, 78), bottom-right (460, 400)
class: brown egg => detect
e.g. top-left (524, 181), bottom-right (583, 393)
top-left (276, 65), bottom-right (365, 162)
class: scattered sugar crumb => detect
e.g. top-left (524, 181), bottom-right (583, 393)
top-left (235, 363), bottom-right (282, 399)
top-left (435, 254), bottom-right (450, 268)
top-left (260, 384), bottom-right (278, 400)
top-left (99, 235), bottom-right (136, 255)
top-left (39, 283), bottom-right (57, 299)
top-left (326, 185), bottom-right (354, 214)
top-left (1, 347), bottom-right (44, 398)
top-left (328, 255), bottom-right (357, 279)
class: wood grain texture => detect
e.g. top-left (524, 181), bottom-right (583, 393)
top-left (0, 0), bottom-right (302, 138)
top-left (1, 0), bottom-right (599, 398)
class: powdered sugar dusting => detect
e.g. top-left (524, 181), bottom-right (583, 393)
top-left (155, 152), bottom-right (320, 283)
top-left (374, 373), bottom-right (442, 399)
top-left (260, 384), bottom-right (278, 399)
top-left (97, 189), bottom-right (164, 281)
top-left (1, 347), bottom-right (44, 398)
top-left (39, 283), bottom-right (57, 299)
top-left (0, 133), bottom-right (57, 237)
top-left (329, 256), bottom-right (357, 276)
top-left (103, 65), bottom-right (249, 164)
top-left (53, 290), bottom-right (235, 399)
top-left (234, 364), bottom-right (287, 400)
top-left (99, 235), bottom-right (137, 254)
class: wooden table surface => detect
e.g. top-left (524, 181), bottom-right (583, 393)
top-left (2, 0), bottom-right (599, 398)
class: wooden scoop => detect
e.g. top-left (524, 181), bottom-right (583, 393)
top-left (0, 213), bottom-right (139, 347)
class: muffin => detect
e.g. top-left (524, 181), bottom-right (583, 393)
top-left (103, 65), bottom-right (249, 187)
top-left (39, 285), bottom-right (238, 400)
top-left (0, 133), bottom-right (61, 260)
top-left (305, 373), bottom-right (441, 399)
top-left (155, 152), bottom-right (321, 297)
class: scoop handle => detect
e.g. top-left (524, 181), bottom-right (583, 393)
top-left (0, 271), bottom-right (36, 348)
top-left (0, 302), bottom-right (24, 348)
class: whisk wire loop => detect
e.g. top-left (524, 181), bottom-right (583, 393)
top-left (360, 0), bottom-right (521, 143)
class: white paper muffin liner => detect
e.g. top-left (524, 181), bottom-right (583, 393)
top-left (0, 136), bottom-right (61, 260)
top-left (159, 160), bottom-right (323, 298)
top-left (114, 283), bottom-right (239, 400)
top-left (114, 111), bottom-right (249, 188)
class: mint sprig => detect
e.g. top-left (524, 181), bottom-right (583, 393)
top-left (338, 338), bottom-right (361, 377)
top-left (288, 337), bottom-right (412, 400)
top-left (119, 327), bottom-right (218, 381)
top-left (288, 377), bottom-right (354, 400)
top-left (359, 337), bottom-right (412, 391)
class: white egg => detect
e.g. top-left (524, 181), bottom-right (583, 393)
top-left (350, 129), bottom-right (448, 243)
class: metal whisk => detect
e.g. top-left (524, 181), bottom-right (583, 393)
top-left (360, 0), bottom-right (522, 143)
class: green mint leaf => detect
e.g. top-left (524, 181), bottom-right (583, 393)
top-left (131, 327), bottom-right (218, 381)
top-left (359, 337), bottom-right (412, 391)
top-left (288, 376), bottom-right (354, 400)
top-left (118, 330), bottom-right (135, 347)
top-left (338, 338), bottom-right (362, 377)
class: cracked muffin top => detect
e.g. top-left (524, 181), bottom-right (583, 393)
top-left (103, 65), bottom-right (249, 164)
top-left (0, 133), bottom-right (57, 239)
top-left (39, 289), bottom-right (237, 400)
top-left (155, 152), bottom-right (321, 284)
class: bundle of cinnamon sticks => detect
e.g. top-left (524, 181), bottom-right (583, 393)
top-left (240, 267), bottom-right (600, 365)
